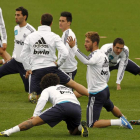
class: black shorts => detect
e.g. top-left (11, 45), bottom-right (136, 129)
top-left (29, 66), bottom-right (71, 95)
top-left (87, 87), bottom-right (114, 127)
top-left (39, 102), bottom-right (81, 131)
top-left (65, 69), bottom-right (77, 80)
top-left (0, 58), bottom-right (29, 92)
top-left (110, 59), bottom-right (140, 75)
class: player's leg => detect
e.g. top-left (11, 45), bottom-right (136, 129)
top-left (60, 102), bottom-right (88, 137)
top-left (103, 89), bottom-right (133, 129)
top-left (66, 69), bottom-right (77, 91)
top-left (87, 94), bottom-right (103, 128)
top-left (109, 63), bottom-right (119, 71)
top-left (17, 61), bottom-right (29, 93)
top-left (0, 58), bottom-right (19, 78)
top-left (0, 117), bottom-right (45, 137)
top-left (66, 79), bottom-right (89, 97)
top-left (125, 59), bottom-right (140, 75)
top-left (56, 68), bottom-right (89, 97)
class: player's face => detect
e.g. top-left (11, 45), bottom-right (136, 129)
top-left (84, 37), bottom-right (94, 52)
top-left (113, 43), bottom-right (124, 55)
top-left (15, 11), bottom-right (26, 25)
top-left (59, 16), bottom-right (70, 31)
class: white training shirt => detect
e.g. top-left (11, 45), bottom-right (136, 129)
top-left (33, 84), bottom-right (80, 116)
top-left (20, 25), bottom-right (68, 71)
top-left (58, 29), bottom-right (77, 72)
top-left (71, 47), bottom-right (110, 93)
top-left (100, 43), bottom-right (129, 84)
top-left (0, 8), bottom-right (7, 44)
top-left (12, 23), bottom-right (36, 63)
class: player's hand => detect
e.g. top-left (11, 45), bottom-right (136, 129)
top-left (25, 70), bottom-right (32, 79)
top-left (3, 58), bottom-right (12, 64)
top-left (67, 36), bottom-right (75, 48)
top-left (117, 84), bottom-right (121, 90)
top-left (2, 43), bottom-right (7, 51)
top-left (54, 61), bottom-right (58, 66)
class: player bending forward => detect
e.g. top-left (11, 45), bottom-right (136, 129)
top-left (0, 73), bottom-right (88, 137)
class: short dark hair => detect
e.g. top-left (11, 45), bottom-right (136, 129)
top-left (16, 7), bottom-right (28, 21)
top-left (85, 31), bottom-right (100, 45)
top-left (41, 13), bottom-right (53, 26)
top-left (60, 11), bottom-right (72, 22)
top-left (40, 73), bottom-right (60, 90)
top-left (113, 38), bottom-right (125, 46)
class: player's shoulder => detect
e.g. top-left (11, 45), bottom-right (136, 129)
top-left (66, 29), bottom-right (76, 37)
top-left (26, 23), bottom-right (36, 33)
top-left (101, 43), bottom-right (113, 49)
top-left (123, 45), bottom-right (129, 51)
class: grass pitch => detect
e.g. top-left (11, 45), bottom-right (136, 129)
top-left (0, 0), bottom-right (140, 139)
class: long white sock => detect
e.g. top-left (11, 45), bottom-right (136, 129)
top-left (78, 124), bottom-right (82, 131)
top-left (111, 119), bottom-right (121, 126)
top-left (5, 125), bottom-right (20, 136)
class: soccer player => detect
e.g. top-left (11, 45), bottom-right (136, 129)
top-left (0, 7), bottom-right (36, 96)
top-left (0, 7), bottom-right (11, 64)
top-left (20, 13), bottom-right (89, 103)
top-left (67, 32), bottom-right (133, 129)
top-left (100, 38), bottom-right (140, 90)
top-left (0, 73), bottom-right (88, 137)
top-left (59, 12), bottom-right (77, 81)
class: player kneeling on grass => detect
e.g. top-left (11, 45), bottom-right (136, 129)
top-left (0, 73), bottom-right (88, 137)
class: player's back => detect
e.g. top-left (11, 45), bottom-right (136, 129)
top-left (39, 84), bottom-right (80, 106)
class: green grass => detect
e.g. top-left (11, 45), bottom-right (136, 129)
top-left (0, 0), bottom-right (140, 139)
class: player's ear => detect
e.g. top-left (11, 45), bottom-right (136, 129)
top-left (40, 20), bottom-right (42, 25)
top-left (50, 22), bottom-right (53, 26)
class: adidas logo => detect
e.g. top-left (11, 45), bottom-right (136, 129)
top-left (33, 37), bottom-right (48, 48)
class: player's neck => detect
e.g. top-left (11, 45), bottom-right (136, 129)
top-left (62, 27), bottom-right (70, 32)
top-left (91, 46), bottom-right (99, 52)
top-left (19, 21), bottom-right (27, 27)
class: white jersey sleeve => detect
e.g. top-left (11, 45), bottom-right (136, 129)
top-left (0, 8), bottom-right (7, 44)
top-left (55, 35), bottom-right (69, 67)
top-left (20, 36), bottom-right (31, 70)
top-left (33, 85), bottom-right (80, 116)
top-left (116, 47), bottom-right (129, 84)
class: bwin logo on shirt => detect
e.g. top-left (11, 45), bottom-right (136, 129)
top-left (33, 49), bottom-right (49, 55)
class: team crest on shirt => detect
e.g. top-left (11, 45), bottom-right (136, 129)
top-left (109, 55), bottom-right (114, 60)
top-left (14, 30), bottom-right (18, 35)
top-left (23, 34), bottom-right (27, 38)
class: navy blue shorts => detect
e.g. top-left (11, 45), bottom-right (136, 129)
top-left (0, 58), bottom-right (29, 92)
top-left (87, 87), bottom-right (114, 127)
top-left (66, 69), bottom-right (77, 80)
top-left (29, 66), bottom-right (71, 95)
top-left (109, 59), bottom-right (140, 75)
top-left (39, 102), bottom-right (81, 131)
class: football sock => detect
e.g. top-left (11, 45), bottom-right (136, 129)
top-left (78, 124), bottom-right (82, 131)
top-left (111, 119), bottom-right (121, 126)
top-left (5, 125), bottom-right (20, 136)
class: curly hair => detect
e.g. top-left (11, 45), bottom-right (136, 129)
top-left (40, 73), bottom-right (60, 90)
